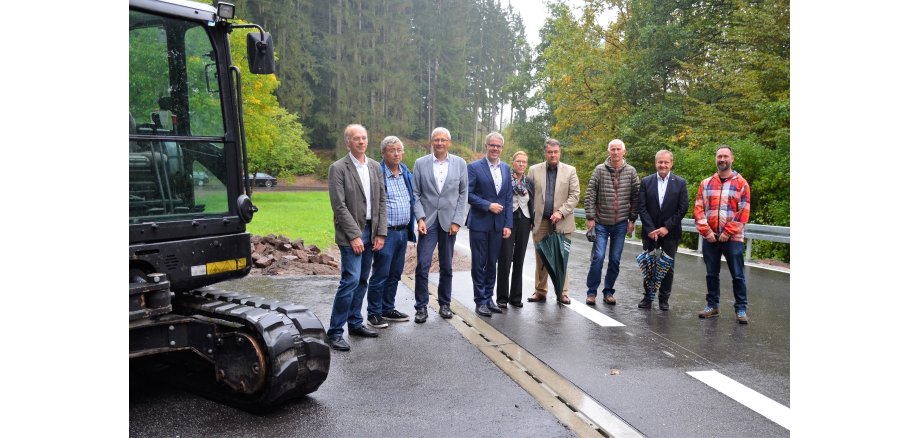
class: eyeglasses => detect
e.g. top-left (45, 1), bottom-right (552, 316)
top-left (487, 144), bottom-right (503, 149)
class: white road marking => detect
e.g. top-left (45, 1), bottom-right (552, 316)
top-left (687, 370), bottom-right (790, 429)
top-left (662, 350), bottom-right (675, 358)
top-left (563, 300), bottom-right (625, 327)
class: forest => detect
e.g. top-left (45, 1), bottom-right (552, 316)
top-left (224, 0), bottom-right (789, 260)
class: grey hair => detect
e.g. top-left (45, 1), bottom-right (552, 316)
top-left (431, 127), bottom-right (451, 140)
top-left (485, 132), bottom-right (504, 145)
top-left (344, 124), bottom-right (367, 142)
top-left (655, 149), bottom-right (673, 160)
top-left (608, 139), bottom-right (625, 149)
top-left (544, 138), bottom-right (561, 149)
top-left (380, 135), bottom-right (404, 152)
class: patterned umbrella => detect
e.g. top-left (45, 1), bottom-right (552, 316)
top-left (636, 249), bottom-right (656, 299)
top-left (650, 250), bottom-right (675, 293)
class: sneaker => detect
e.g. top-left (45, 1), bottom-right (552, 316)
top-left (698, 306), bottom-right (720, 318)
top-left (736, 310), bottom-right (749, 324)
top-left (381, 309), bottom-right (410, 322)
top-left (366, 314), bottom-right (389, 328)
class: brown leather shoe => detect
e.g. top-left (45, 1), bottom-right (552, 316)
top-left (603, 295), bottom-right (617, 305)
top-left (586, 295), bottom-right (596, 306)
top-left (527, 292), bottom-right (546, 302)
top-left (559, 295), bottom-right (571, 304)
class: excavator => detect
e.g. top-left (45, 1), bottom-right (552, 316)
top-left (129, 0), bottom-right (329, 410)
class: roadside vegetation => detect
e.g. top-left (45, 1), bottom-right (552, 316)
top-left (248, 192), bottom-right (334, 249)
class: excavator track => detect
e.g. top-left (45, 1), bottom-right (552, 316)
top-left (169, 286), bottom-right (330, 411)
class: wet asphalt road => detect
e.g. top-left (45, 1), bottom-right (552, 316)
top-left (129, 229), bottom-right (789, 437)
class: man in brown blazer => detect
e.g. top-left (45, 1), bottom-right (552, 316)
top-left (326, 124), bottom-right (387, 351)
top-left (526, 138), bottom-right (580, 304)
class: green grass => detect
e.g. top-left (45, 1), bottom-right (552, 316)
top-left (247, 191), bottom-right (335, 248)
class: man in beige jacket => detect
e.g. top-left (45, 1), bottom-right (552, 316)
top-left (526, 139), bottom-right (580, 304)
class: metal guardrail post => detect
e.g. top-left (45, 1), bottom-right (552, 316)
top-left (572, 208), bottom-right (789, 262)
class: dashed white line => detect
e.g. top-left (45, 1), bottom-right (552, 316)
top-left (662, 350), bottom-right (675, 358)
top-left (687, 370), bottom-right (790, 429)
top-left (561, 299), bottom-right (626, 327)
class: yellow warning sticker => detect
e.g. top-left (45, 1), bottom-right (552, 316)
top-left (203, 258), bottom-right (248, 275)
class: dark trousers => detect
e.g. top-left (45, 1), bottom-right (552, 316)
top-left (470, 229), bottom-right (503, 306)
top-left (702, 240), bottom-right (748, 311)
top-left (414, 218), bottom-right (455, 309)
top-left (497, 213), bottom-right (530, 305)
top-left (640, 234), bottom-right (679, 295)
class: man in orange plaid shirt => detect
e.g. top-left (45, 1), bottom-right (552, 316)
top-left (694, 146), bottom-right (751, 324)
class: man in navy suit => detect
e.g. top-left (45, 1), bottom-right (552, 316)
top-left (466, 132), bottom-right (513, 317)
top-left (412, 127), bottom-right (469, 323)
top-left (638, 150), bottom-right (689, 310)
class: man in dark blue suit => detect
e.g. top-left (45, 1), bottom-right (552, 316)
top-left (467, 132), bottom-right (513, 317)
top-left (637, 150), bottom-right (689, 310)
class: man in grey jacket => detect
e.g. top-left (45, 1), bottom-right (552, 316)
top-left (327, 124), bottom-right (387, 351)
top-left (583, 139), bottom-right (640, 306)
top-left (412, 127), bottom-right (468, 323)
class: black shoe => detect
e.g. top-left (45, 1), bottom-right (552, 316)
top-left (439, 304), bottom-right (453, 319)
top-left (366, 314), bottom-right (389, 328)
top-left (638, 296), bottom-right (652, 309)
top-left (348, 325), bottom-right (379, 338)
top-left (658, 293), bottom-right (670, 311)
top-left (382, 309), bottom-right (410, 322)
top-left (476, 304), bottom-right (492, 317)
top-left (415, 307), bottom-right (428, 324)
top-left (328, 336), bottom-right (350, 351)
top-left (497, 301), bottom-right (508, 309)
top-left (509, 301), bottom-right (523, 308)
top-left (487, 301), bottom-right (503, 313)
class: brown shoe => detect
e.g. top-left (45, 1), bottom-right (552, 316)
top-left (527, 292), bottom-right (546, 302)
top-left (559, 295), bottom-right (571, 304)
top-left (698, 306), bottom-right (720, 318)
top-left (603, 295), bottom-right (617, 305)
top-left (586, 295), bottom-right (596, 306)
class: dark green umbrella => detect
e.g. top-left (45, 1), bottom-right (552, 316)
top-left (535, 230), bottom-right (571, 301)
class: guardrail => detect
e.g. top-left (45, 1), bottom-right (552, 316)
top-left (573, 208), bottom-right (789, 261)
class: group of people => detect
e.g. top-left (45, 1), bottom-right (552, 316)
top-left (326, 124), bottom-right (751, 352)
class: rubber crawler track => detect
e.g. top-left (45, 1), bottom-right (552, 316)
top-left (174, 286), bottom-right (330, 410)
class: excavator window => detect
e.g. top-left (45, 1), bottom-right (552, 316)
top-left (129, 10), bottom-right (229, 223)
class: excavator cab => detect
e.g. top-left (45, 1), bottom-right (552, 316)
top-left (129, 0), bottom-right (329, 410)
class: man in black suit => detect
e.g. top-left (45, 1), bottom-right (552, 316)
top-left (637, 150), bottom-right (689, 310)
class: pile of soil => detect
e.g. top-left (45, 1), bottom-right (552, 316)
top-left (249, 234), bottom-right (471, 276)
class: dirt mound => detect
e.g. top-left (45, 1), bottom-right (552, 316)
top-left (249, 234), bottom-right (471, 276)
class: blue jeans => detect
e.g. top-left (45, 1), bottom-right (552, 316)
top-left (586, 221), bottom-right (628, 297)
top-left (414, 218), bottom-right (455, 309)
top-left (702, 240), bottom-right (748, 312)
top-left (328, 225), bottom-right (373, 337)
top-left (367, 228), bottom-right (408, 317)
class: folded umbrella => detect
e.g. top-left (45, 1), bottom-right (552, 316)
top-left (636, 248), bottom-right (656, 297)
top-left (650, 250), bottom-right (675, 293)
top-left (535, 230), bottom-right (571, 302)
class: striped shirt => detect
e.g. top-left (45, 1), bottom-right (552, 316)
top-left (383, 166), bottom-right (411, 227)
top-left (693, 171), bottom-right (750, 242)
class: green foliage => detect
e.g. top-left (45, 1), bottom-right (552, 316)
top-left (247, 191), bottom-right (335, 248)
top-left (228, 20), bottom-right (320, 178)
top-left (234, 0), bottom-right (532, 152)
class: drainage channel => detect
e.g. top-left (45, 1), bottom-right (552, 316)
top-left (409, 275), bottom-right (644, 438)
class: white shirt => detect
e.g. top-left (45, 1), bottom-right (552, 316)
top-left (433, 153), bottom-right (450, 192)
top-left (349, 152), bottom-right (372, 220)
top-left (657, 172), bottom-right (670, 208)
top-left (488, 160), bottom-right (503, 194)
